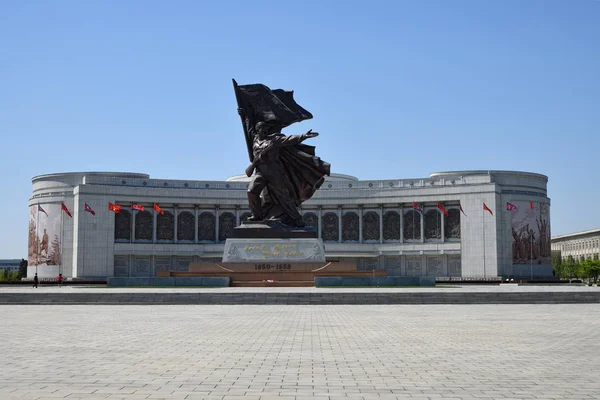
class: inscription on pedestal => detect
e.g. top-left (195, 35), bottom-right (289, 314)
top-left (223, 239), bottom-right (325, 263)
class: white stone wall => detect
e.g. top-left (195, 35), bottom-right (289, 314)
top-left (29, 170), bottom-right (550, 279)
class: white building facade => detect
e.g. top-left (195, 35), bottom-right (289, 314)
top-left (28, 170), bottom-right (551, 280)
top-left (552, 229), bottom-right (600, 262)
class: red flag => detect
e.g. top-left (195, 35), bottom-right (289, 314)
top-left (529, 201), bottom-right (533, 210)
top-left (483, 203), bottom-right (493, 215)
top-left (131, 203), bottom-right (144, 211)
top-left (108, 202), bottom-right (121, 213)
top-left (38, 204), bottom-right (48, 217)
top-left (61, 202), bottom-right (72, 218)
top-left (437, 202), bottom-right (448, 217)
top-left (84, 203), bottom-right (96, 216)
top-left (413, 202), bottom-right (423, 215)
top-left (153, 203), bottom-right (164, 215)
top-left (459, 204), bottom-right (466, 216)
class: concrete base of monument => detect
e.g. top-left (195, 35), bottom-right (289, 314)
top-left (222, 238), bottom-right (326, 263)
top-left (159, 260), bottom-right (387, 287)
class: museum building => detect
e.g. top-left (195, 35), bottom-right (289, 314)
top-left (551, 229), bottom-right (600, 262)
top-left (28, 170), bottom-right (552, 280)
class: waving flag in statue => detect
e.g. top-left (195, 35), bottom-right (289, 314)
top-left (459, 203), bottom-right (466, 216)
top-left (506, 202), bottom-right (517, 211)
top-left (131, 203), bottom-right (144, 211)
top-left (233, 79), bottom-right (313, 162)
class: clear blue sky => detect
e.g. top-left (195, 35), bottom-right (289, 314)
top-left (1, 0), bottom-right (599, 258)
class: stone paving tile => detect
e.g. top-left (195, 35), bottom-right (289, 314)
top-left (0, 305), bottom-right (600, 399)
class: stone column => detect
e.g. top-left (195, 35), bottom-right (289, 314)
top-left (317, 206), bottom-right (322, 240)
top-left (152, 209), bottom-right (157, 243)
top-left (131, 208), bottom-right (136, 244)
top-left (420, 208), bottom-right (424, 243)
top-left (379, 204), bottom-right (383, 244)
top-left (441, 208), bottom-right (445, 242)
top-left (173, 204), bottom-right (178, 244)
top-left (235, 205), bottom-right (241, 227)
top-left (359, 205), bottom-right (363, 244)
top-left (337, 206), bottom-right (342, 243)
top-left (215, 206), bottom-right (220, 243)
top-left (399, 205), bottom-right (403, 243)
top-left (194, 206), bottom-right (199, 243)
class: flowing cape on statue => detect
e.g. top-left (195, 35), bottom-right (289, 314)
top-left (233, 81), bottom-right (330, 206)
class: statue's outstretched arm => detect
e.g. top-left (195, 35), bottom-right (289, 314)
top-left (273, 130), bottom-right (319, 147)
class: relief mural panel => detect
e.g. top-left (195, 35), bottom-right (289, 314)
top-left (362, 211), bottom-right (380, 241)
top-left (156, 211), bottom-right (174, 241)
top-left (403, 210), bottom-right (421, 240)
top-left (177, 211), bottom-right (195, 241)
top-left (383, 211), bottom-right (400, 241)
top-left (321, 212), bottom-right (339, 242)
top-left (198, 212), bottom-right (216, 242)
top-left (342, 212), bottom-right (359, 242)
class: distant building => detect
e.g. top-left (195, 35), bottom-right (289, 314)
top-left (28, 170), bottom-right (551, 280)
top-left (552, 229), bottom-right (600, 261)
top-left (0, 259), bottom-right (21, 272)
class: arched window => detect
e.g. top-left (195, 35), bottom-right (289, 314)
top-left (444, 208), bottom-right (461, 239)
top-left (219, 212), bottom-right (236, 241)
top-left (321, 212), bottom-right (339, 242)
top-left (424, 209), bottom-right (441, 239)
top-left (198, 212), bottom-right (216, 242)
top-left (303, 212), bottom-right (318, 229)
top-left (114, 209), bottom-right (131, 241)
top-left (363, 211), bottom-right (380, 241)
top-left (156, 211), bottom-right (174, 241)
top-left (135, 210), bottom-right (153, 241)
top-left (383, 211), bottom-right (400, 241)
top-left (177, 211), bottom-right (195, 241)
top-left (342, 212), bottom-right (359, 242)
top-left (403, 210), bottom-right (421, 240)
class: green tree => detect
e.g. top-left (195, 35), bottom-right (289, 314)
top-left (571, 260), bottom-right (584, 280)
top-left (552, 253), bottom-right (567, 279)
top-left (594, 253), bottom-right (599, 261)
top-left (566, 256), bottom-right (576, 279)
top-left (18, 258), bottom-right (27, 279)
top-left (582, 259), bottom-right (600, 283)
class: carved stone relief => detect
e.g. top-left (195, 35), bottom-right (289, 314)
top-left (362, 211), bottom-right (380, 241)
top-left (198, 212), bottom-right (216, 242)
top-left (321, 212), bottom-right (339, 242)
top-left (114, 210), bottom-right (131, 241)
top-left (342, 212), bottom-right (359, 242)
top-left (156, 211), bottom-right (174, 241)
top-left (403, 210), bottom-right (421, 240)
top-left (383, 211), bottom-right (400, 241)
top-left (177, 211), bottom-right (195, 241)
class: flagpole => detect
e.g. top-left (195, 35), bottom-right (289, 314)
top-left (60, 206), bottom-right (64, 278)
top-left (530, 227), bottom-right (533, 281)
top-left (482, 206), bottom-right (486, 279)
top-left (36, 203), bottom-right (39, 275)
top-left (82, 208), bottom-right (85, 279)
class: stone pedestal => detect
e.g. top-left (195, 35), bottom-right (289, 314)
top-left (222, 238), bottom-right (325, 263)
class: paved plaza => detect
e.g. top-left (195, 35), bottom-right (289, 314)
top-left (1, 304), bottom-right (600, 400)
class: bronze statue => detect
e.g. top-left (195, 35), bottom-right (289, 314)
top-left (233, 80), bottom-right (330, 228)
